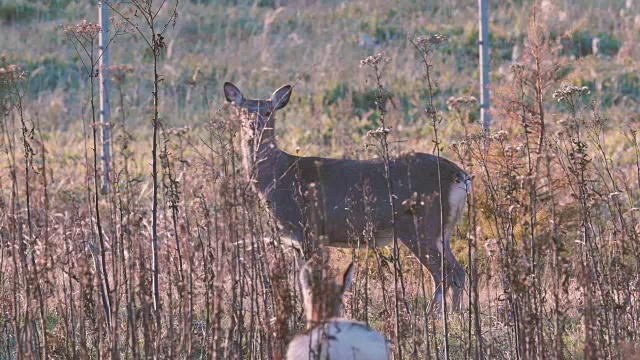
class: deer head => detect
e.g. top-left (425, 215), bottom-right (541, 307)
top-left (223, 82), bottom-right (292, 146)
top-left (299, 257), bottom-right (354, 330)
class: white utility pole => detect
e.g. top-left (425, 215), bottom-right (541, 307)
top-left (479, 0), bottom-right (491, 143)
top-left (99, 1), bottom-right (111, 193)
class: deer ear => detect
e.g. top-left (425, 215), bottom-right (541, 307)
top-left (270, 85), bottom-right (292, 110)
top-left (223, 82), bottom-right (244, 105)
top-left (340, 262), bottom-right (355, 296)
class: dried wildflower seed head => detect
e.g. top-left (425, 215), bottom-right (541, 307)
top-left (510, 63), bottom-right (526, 77)
top-left (164, 126), bottom-right (191, 137)
top-left (446, 96), bottom-right (478, 111)
top-left (552, 84), bottom-right (590, 102)
top-left (0, 64), bottom-right (26, 84)
top-left (491, 130), bottom-right (508, 142)
top-left (410, 34), bottom-right (447, 48)
top-left (449, 140), bottom-right (468, 153)
top-left (510, 63), bottom-right (525, 71)
top-left (366, 126), bottom-right (391, 138)
top-left (359, 52), bottom-right (386, 67)
top-left (64, 20), bottom-right (102, 39)
top-left (407, 34), bottom-right (447, 52)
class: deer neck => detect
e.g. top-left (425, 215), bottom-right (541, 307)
top-left (243, 121), bottom-right (287, 196)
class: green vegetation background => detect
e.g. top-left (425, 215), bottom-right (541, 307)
top-left (1, 0), bottom-right (638, 158)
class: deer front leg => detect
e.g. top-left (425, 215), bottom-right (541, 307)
top-left (444, 244), bottom-right (465, 312)
top-left (441, 226), bottom-right (465, 312)
top-left (427, 249), bottom-right (464, 315)
top-left (410, 240), bottom-right (463, 315)
top-left (424, 249), bottom-right (444, 316)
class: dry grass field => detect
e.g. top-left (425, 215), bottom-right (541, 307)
top-left (1, 0), bottom-right (640, 358)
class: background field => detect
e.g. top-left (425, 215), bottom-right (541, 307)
top-left (1, 0), bottom-right (640, 358)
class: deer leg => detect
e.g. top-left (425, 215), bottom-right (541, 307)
top-left (412, 239), bottom-right (463, 315)
top-left (410, 244), bottom-right (445, 316)
top-left (428, 280), bottom-right (443, 316)
top-left (442, 231), bottom-right (465, 312)
top-left (445, 244), bottom-right (465, 312)
top-left (401, 215), bottom-right (452, 315)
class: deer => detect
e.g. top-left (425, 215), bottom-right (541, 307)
top-left (286, 256), bottom-right (389, 360)
top-left (223, 82), bottom-right (470, 312)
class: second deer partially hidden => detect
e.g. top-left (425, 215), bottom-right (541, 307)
top-left (286, 257), bottom-right (389, 360)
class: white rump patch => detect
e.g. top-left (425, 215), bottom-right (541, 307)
top-left (435, 181), bottom-right (469, 254)
top-left (448, 183), bottom-right (468, 227)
